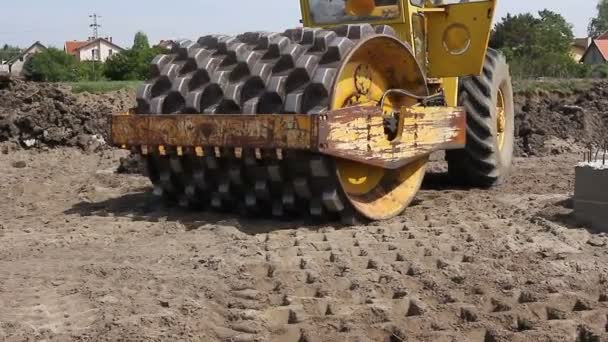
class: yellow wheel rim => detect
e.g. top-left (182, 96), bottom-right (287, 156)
top-left (330, 36), bottom-right (429, 221)
top-left (496, 88), bottom-right (506, 151)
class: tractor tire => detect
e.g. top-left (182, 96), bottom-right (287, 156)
top-left (446, 49), bottom-right (514, 187)
top-left (135, 24), bottom-right (406, 223)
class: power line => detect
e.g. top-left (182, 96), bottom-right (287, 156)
top-left (89, 13), bottom-right (102, 39)
top-left (88, 13), bottom-right (103, 81)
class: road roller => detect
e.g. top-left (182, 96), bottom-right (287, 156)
top-left (110, 0), bottom-right (514, 222)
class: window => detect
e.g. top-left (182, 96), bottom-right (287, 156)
top-left (109, 49), bottom-right (113, 56)
top-left (91, 49), bottom-right (99, 60)
top-left (309, 0), bottom-right (400, 25)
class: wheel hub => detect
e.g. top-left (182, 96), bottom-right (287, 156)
top-left (330, 35), bottom-right (429, 220)
top-left (496, 88), bottom-right (506, 151)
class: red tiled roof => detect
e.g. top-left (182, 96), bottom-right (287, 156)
top-left (598, 32), bottom-right (608, 40)
top-left (65, 41), bottom-right (88, 55)
top-left (594, 39), bottom-right (608, 60)
top-left (74, 38), bottom-right (125, 52)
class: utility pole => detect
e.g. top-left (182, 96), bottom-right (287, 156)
top-left (89, 14), bottom-right (102, 39)
top-left (89, 14), bottom-right (102, 81)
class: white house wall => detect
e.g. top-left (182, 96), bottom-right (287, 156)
top-left (78, 41), bottom-right (119, 62)
top-left (9, 45), bottom-right (46, 77)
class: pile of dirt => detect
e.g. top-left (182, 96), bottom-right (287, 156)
top-left (2, 78), bottom-right (606, 159)
top-left (0, 79), bottom-right (133, 152)
top-left (514, 81), bottom-right (608, 157)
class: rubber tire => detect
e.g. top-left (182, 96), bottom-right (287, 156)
top-left (446, 49), bottom-right (514, 187)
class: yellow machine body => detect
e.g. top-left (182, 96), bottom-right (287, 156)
top-left (299, 0), bottom-right (497, 106)
top-left (112, 0), bottom-right (512, 222)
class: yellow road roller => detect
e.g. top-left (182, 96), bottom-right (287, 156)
top-left (110, 0), bottom-right (514, 222)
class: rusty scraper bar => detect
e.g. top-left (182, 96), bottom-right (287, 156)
top-left (110, 105), bottom-right (466, 169)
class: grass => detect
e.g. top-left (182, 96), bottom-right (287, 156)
top-left (514, 78), bottom-right (597, 94)
top-left (63, 80), bottom-right (142, 94)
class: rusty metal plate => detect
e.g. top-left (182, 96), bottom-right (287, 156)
top-left (110, 114), bottom-right (317, 150)
top-left (318, 105), bottom-right (466, 169)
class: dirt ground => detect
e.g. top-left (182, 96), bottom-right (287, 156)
top-left (1, 147), bottom-right (607, 342)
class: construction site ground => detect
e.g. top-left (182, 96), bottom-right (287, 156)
top-left (1, 80), bottom-right (608, 341)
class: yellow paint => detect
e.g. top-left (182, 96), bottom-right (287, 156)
top-left (330, 35), bottom-right (430, 220)
top-left (195, 146), bottom-right (204, 157)
top-left (326, 106), bottom-right (463, 167)
top-left (496, 88), bottom-right (506, 151)
top-left (442, 77), bottom-right (459, 107)
top-left (299, 0), bottom-right (499, 112)
top-left (158, 145), bottom-right (166, 156)
top-left (425, 1), bottom-right (495, 77)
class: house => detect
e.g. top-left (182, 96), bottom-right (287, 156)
top-left (6, 41), bottom-right (46, 77)
top-left (157, 40), bottom-right (176, 51)
top-left (571, 37), bottom-right (592, 62)
top-left (64, 40), bottom-right (89, 57)
top-left (64, 37), bottom-right (124, 62)
top-left (580, 34), bottom-right (608, 65)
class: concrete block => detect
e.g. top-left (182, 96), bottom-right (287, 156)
top-left (574, 162), bottom-right (608, 232)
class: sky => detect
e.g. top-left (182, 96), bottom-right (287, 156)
top-left (0, 0), bottom-right (598, 49)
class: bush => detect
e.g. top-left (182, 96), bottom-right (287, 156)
top-left (103, 51), bottom-right (136, 81)
top-left (593, 63), bottom-right (608, 78)
top-left (104, 47), bottom-right (163, 81)
top-left (104, 32), bottom-right (165, 81)
top-left (25, 48), bottom-right (80, 82)
top-left (77, 61), bottom-right (106, 82)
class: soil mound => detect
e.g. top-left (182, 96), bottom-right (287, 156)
top-left (514, 81), bottom-right (608, 156)
top-left (0, 80), bottom-right (133, 152)
top-left (2, 78), bottom-right (606, 159)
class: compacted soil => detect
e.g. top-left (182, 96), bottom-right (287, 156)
top-left (1, 148), bottom-right (607, 342)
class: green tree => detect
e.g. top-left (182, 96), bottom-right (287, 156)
top-left (0, 44), bottom-right (22, 62)
top-left (24, 48), bottom-right (79, 82)
top-left (104, 50), bottom-right (139, 80)
top-left (589, 0), bottom-right (608, 37)
top-left (133, 31), bottom-right (150, 50)
top-left (104, 31), bottom-right (164, 80)
top-left (77, 61), bottom-right (106, 81)
top-left (490, 13), bottom-right (538, 52)
top-left (491, 10), bottom-right (585, 78)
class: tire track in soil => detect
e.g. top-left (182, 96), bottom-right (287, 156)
top-left (1, 149), bottom-right (607, 341)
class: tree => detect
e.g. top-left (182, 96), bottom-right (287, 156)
top-left (0, 44), bottom-right (22, 63)
top-left (133, 31), bottom-right (150, 51)
top-left (589, 0), bottom-right (608, 37)
top-left (77, 61), bottom-right (106, 81)
top-left (104, 50), bottom-right (141, 80)
top-left (104, 31), bottom-right (164, 80)
top-left (24, 48), bottom-right (80, 82)
top-left (491, 10), bottom-right (585, 78)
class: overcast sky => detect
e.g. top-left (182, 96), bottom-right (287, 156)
top-left (0, 0), bottom-right (597, 49)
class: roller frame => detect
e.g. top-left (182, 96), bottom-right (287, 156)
top-left (110, 105), bottom-right (466, 170)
